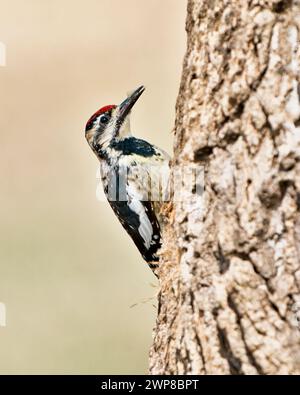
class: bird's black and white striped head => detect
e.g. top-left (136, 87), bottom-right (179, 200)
top-left (85, 86), bottom-right (145, 157)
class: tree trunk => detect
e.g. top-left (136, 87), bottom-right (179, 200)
top-left (149, 0), bottom-right (300, 375)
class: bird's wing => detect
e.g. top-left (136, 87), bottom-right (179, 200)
top-left (108, 190), bottom-right (161, 263)
top-left (110, 148), bottom-right (170, 264)
top-left (119, 144), bottom-right (171, 203)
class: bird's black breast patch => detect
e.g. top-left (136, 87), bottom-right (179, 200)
top-left (110, 137), bottom-right (156, 157)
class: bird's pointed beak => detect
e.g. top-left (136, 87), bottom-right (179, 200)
top-left (117, 85), bottom-right (145, 125)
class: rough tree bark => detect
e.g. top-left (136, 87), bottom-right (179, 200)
top-left (149, 0), bottom-right (300, 375)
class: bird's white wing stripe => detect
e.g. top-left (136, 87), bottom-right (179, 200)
top-left (127, 184), bottom-right (153, 249)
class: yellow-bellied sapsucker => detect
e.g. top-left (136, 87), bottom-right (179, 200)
top-left (85, 86), bottom-right (170, 276)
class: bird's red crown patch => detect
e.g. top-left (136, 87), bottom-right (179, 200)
top-left (86, 105), bottom-right (116, 129)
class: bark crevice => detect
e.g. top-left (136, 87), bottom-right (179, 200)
top-left (227, 294), bottom-right (265, 375)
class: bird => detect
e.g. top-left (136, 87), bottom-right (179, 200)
top-left (85, 86), bottom-right (170, 276)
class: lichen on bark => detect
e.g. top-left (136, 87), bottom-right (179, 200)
top-left (149, 0), bottom-right (300, 375)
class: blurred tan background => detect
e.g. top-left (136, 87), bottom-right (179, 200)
top-left (0, 0), bottom-right (186, 374)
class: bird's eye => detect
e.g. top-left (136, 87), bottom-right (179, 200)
top-left (99, 115), bottom-right (109, 124)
